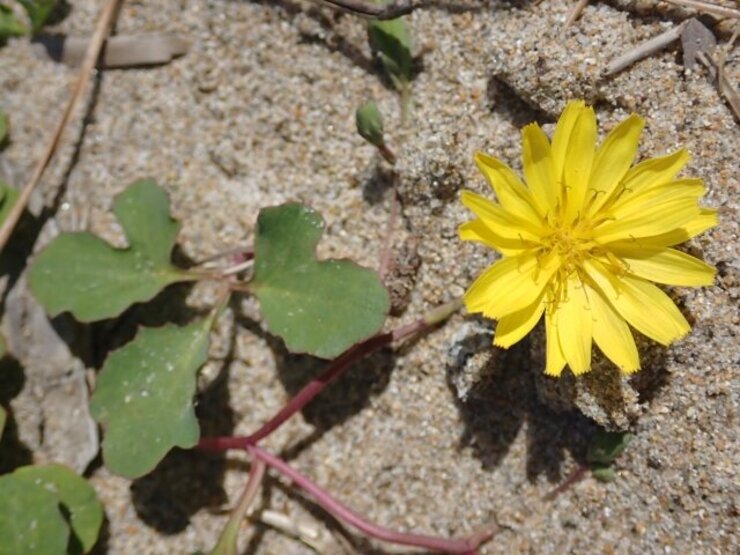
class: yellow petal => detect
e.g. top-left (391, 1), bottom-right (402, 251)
top-left (551, 100), bottom-right (586, 183)
top-left (461, 190), bottom-right (543, 242)
top-left (545, 304), bottom-right (567, 377)
top-left (608, 179), bottom-right (706, 218)
top-left (522, 123), bottom-right (558, 213)
top-left (609, 246), bottom-right (716, 286)
top-left (595, 197), bottom-right (700, 243)
top-left (494, 291), bottom-right (546, 348)
top-left (458, 219), bottom-right (531, 256)
top-left (587, 114), bottom-right (645, 215)
top-left (556, 273), bottom-right (593, 374)
top-left (562, 106), bottom-right (597, 221)
top-left (464, 253), bottom-right (558, 319)
top-left (617, 149), bottom-right (690, 197)
top-left (587, 283), bottom-right (640, 373)
top-left (474, 152), bottom-right (544, 222)
top-left (584, 260), bottom-right (690, 346)
top-left (625, 207), bottom-right (717, 248)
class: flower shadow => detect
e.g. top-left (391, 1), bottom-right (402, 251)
top-left (446, 324), bottom-right (594, 483)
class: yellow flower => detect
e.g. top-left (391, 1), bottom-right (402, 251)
top-left (460, 100), bottom-right (717, 376)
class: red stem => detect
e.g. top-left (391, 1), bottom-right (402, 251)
top-left (249, 444), bottom-right (491, 554)
top-left (198, 319), bottom-right (426, 452)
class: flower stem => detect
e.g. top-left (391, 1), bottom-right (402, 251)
top-left (197, 298), bottom-right (462, 452)
top-left (248, 444), bottom-right (492, 553)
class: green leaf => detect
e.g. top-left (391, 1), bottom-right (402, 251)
top-left (0, 405), bottom-right (6, 440)
top-left (0, 5), bottom-right (28, 42)
top-left (17, 0), bottom-right (58, 32)
top-left (0, 181), bottom-right (19, 227)
top-left (591, 463), bottom-right (617, 483)
top-left (89, 317), bottom-right (213, 478)
top-left (29, 179), bottom-right (193, 322)
top-left (251, 203), bottom-right (389, 359)
top-left (587, 430), bottom-right (632, 465)
top-left (368, 5), bottom-right (413, 91)
top-left (356, 100), bottom-right (385, 147)
top-left (0, 464), bottom-right (103, 555)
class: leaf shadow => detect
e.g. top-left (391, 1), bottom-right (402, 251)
top-left (446, 326), bottom-right (594, 484)
top-left (0, 356), bottom-right (33, 474)
top-left (234, 311), bottom-right (396, 436)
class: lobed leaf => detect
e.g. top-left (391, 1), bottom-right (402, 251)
top-left (89, 317), bottom-right (213, 478)
top-left (251, 203), bottom-right (389, 359)
top-left (0, 464), bottom-right (103, 555)
top-left (29, 179), bottom-right (193, 322)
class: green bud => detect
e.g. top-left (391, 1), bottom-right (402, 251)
top-left (591, 464), bottom-right (617, 483)
top-left (356, 100), bottom-right (385, 147)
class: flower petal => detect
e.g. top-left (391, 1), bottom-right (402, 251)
top-left (522, 123), bottom-right (558, 213)
top-left (556, 273), bottom-right (593, 374)
top-left (613, 149), bottom-right (689, 199)
top-left (625, 208), bottom-right (717, 247)
top-left (608, 179), bottom-right (705, 218)
top-left (587, 283), bottom-right (640, 373)
top-left (545, 304), bottom-right (567, 377)
top-left (461, 190), bottom-right (543, 242)
top-left (458, 219), bottom-right (531, 256)
top-left (587, 114), bottom-right (645, 215)
top-left (475, 152), bottom-right (544, 222)
top-left (551, 100), bottom-right (586, 183)
top-left (610, 246), bottom-right (716, 286)
top-left (594, 197), bottom-right (700, 244)
top-left (464, 252), bottom-right (559, 319)
top-left (562, 106), bottom-right (597, 221)
top-left (494, 291), bottom-right (546, 348)
top-left (584, 260), bottom-right (690, 346)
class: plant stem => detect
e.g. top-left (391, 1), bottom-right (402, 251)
top-left (197, 298), bottom-right (462, 452)
top-left (209, 459), bottom-right (266, 555)
top-left (248, 444), bottom-right (492, 554)
top-left (543, 464), bottom-right (588, 501)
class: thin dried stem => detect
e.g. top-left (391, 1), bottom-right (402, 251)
top-left (0, 0), bottom-right (124, 252)
top-left (661, 0), bottom-right (740, 20)
top-left (315, 0), bottom-right (417, 19)
top-left (561, 0), bottom-right (590, 32)
top-left (605, 22), bottom-right (687, 76)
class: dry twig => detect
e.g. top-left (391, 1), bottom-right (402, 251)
top-left (562, 0), bottom-right (590, 32)
top-left (661, 0), bottom-right (740, 20)
top-left (317, 0), bottom-right (417, 19)
top-left (604, 21), bottom-right (688, 76)
top-left (0, 0), bottom-right (124, 252)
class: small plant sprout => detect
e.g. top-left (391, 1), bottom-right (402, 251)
top-left (460, 100), bottom-right (717, 376)
top-left (356, 99), bottom-right (396, 163)
top-left (367, 1), bottom-right (414, 122)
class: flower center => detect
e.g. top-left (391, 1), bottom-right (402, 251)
top-left (541, 218), bottom-right (596, 275)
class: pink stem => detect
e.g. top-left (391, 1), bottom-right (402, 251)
top-left (249, 444), bottom-right (491, 554)
top-left (198, 319), bottom-right (426, 452)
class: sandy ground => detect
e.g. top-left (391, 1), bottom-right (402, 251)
top-left (0, 0), bottom-right (738, 553)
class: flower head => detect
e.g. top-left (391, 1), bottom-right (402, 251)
top-left (460, 100), bottom-right (717, 376)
